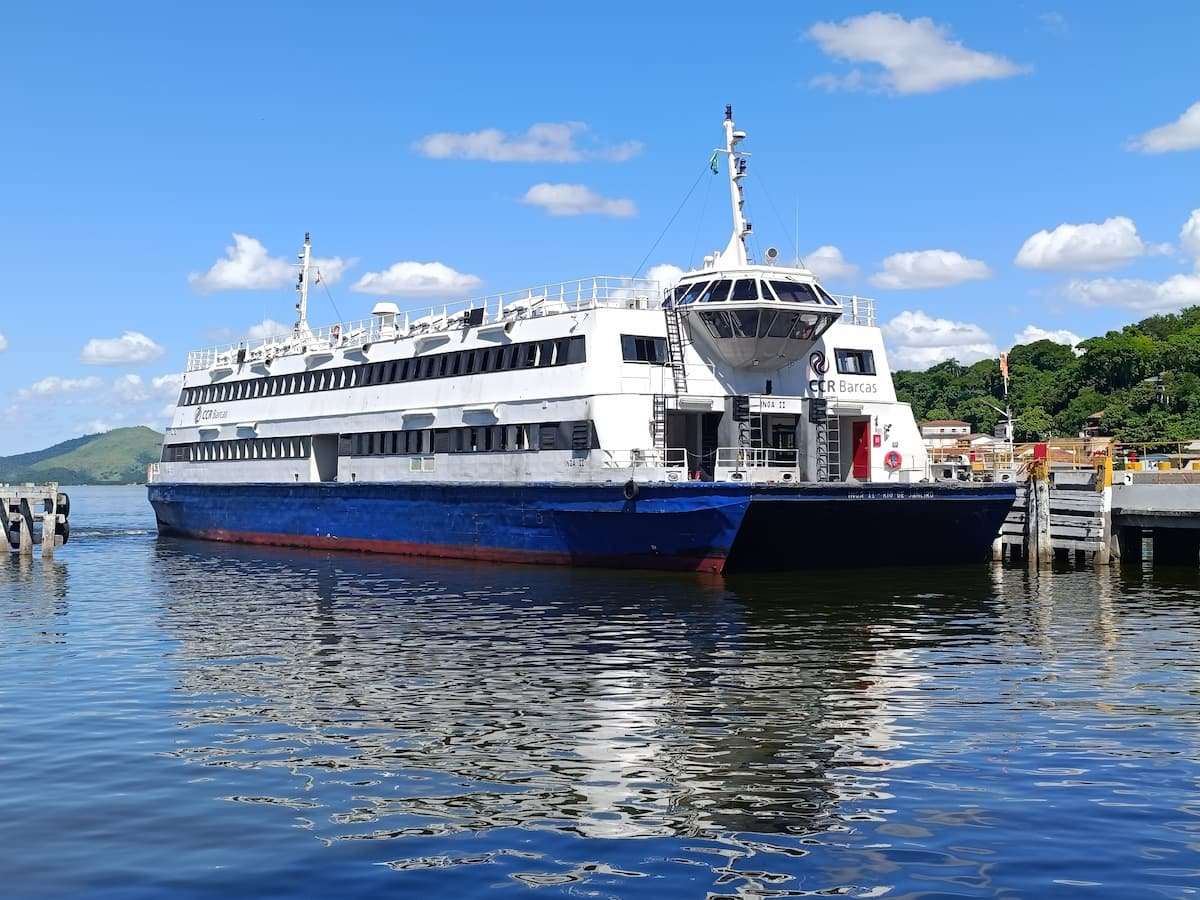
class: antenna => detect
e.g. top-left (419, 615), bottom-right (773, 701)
top-left (718, 105), bottom-right (751, 266)
top-left (294, 232), bottom-right (311, 336)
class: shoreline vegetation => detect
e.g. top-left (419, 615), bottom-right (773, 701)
top-left (896, 306), bottom-right (1200, 445)
top-left (0, 426), bottom-right (162, 485)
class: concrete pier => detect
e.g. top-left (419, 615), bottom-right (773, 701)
top-left (1111, 473), bottom-right (1200, 566)
top-left (2, 484), bottom-right (70, 556)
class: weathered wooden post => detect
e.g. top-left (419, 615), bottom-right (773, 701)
top-left (1026, 459), bottom-right (1053, 567)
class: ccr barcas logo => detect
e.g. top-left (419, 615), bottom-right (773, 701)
top-left (194, 407), bottom-right (229, 423)
top-left (809, 351), bottom-right (828, 377)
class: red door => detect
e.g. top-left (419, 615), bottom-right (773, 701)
top-left (852, 420), bottom-right (870, 479)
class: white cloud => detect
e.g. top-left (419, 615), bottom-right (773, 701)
top-left (1013, 325), bottom-right (1082, 349)
top-left (152, 373), bottom-right (184, 397)
top-left (808, 13), bottom-right (1029, 95)
top-left (1126, 101), bottom-right (1200, 154)
top-left (413, 122), bottom-right (641, 162)
top-left (74, 419), bottom-right (114, 436)
top-left (1180, 208), bottom-right (1200, 265)
top-left (883, 309), bottom-right (999, 369)
top-left (80, 331), bottom-right (164, 366)
top-left (188, 234), bottom-right (351, 293)
top-left (0, 332), bottom-right (7, 351)
top-left (644, 263), bottom-right (684, 295)
top-left (245, 318), bottom-right (292, 341)
top-left (1014, 216), bottom-right (1167, 272)
top-left (803, 245), bottom-right (858, 281)
top-left (521, 183), bottom-right (636, 217)
top-left (15, 376), bottom-right (104, 402)
top-left (870, 250), bottom-right (991, 289)
top-left (352, 262), bottom-right (482, 297)
top-left (111, 374), bottom-right (149, 403)
top-left (1064, 274), bottom-right (1200, 313)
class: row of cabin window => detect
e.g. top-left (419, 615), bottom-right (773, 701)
top-left (664, 278), bottom-right (839, 307)
top-left (341, 420), bottom-right (598, 457)
top-left (179, 335), bottom-right (587, 406)
top-left (161, 436), bottom-right (312, 463)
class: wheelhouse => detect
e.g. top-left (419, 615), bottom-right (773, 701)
top-left (669, 271), bottom-right (842, 369)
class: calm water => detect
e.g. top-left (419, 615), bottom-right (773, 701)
top-left (2, 487), bottom-right (1200, 898)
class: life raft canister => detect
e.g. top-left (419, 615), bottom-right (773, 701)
top-left (884, 450), bottom-right (902, 470)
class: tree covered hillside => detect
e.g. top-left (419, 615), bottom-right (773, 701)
top-left (894, 307), bottom-right (1200, 442)
top-left (0, 426), bottom-right (163, 484)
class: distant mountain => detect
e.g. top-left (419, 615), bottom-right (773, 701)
top-left (0, 427), bottom-right (163, 485)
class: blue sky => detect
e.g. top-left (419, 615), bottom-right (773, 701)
top-left (2, 1), bottom-right (1198, 453)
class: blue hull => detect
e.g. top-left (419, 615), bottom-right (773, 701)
top-left (148, 480), bottom-right (1016, 573)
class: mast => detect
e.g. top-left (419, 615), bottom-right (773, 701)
top-left (294, 232), bottom-right (312, 336)
top-left (719, 104), bottom-right (750, 266)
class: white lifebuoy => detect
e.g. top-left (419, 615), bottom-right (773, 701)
top-left (884, 450), bottom-right (903, 470)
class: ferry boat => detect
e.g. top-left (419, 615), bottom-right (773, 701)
top-left (147, 106), bottom-right (1016, 572)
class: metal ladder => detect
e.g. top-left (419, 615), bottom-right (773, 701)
top-left (749, 412), bottom-right (764, 454)
top-left (825, 396), bottom-right (841, 481)
top-left (663, 306), bottom-right (688, 393)
top-left (652, 394), bottom-right (667, 450)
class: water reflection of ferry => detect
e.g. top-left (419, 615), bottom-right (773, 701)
top-left (154, 540), bottom-right (999, 839)
top-left (148, 106), bottom-right (1014, 573)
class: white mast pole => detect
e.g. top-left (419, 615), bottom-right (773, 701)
top-left (295, 232), bottom-right (312, 336)
top-left (719, 105), bottom-right (750, 266)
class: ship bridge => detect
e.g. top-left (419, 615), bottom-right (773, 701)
top-left (666, 267), bottom-right (842, 369)
top-left (663, 106), bottom-right (844, 370)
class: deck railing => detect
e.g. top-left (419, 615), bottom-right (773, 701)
top-left (186, 276), bottom-right (663, 372)
top-left (185, 279), bottom-right (882, 373)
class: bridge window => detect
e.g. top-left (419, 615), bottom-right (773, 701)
top-left (699, 280), bottom-right (732, 303)
top-left (835, 348), bottom-right (876, 375)
top-left (729, 311), bottom-right (759, 337)
top-left (729, 279), bottom-right (759, 302)
top-left (699, 311), bottom-right (735, 339)
top-left (769, 281), bottom-right (820, 304)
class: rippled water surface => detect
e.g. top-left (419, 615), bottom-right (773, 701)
top-left (3, 486), bottom-right (1200, 898)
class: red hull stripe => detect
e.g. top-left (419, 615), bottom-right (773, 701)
top-left (190, 528), bottom-right (729, 574)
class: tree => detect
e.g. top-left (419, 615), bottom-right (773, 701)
top-left (1014, 405), bottom-right (1054, 441)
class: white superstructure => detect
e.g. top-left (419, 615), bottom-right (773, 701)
top-left (150, 108), bottom-right (929, 491)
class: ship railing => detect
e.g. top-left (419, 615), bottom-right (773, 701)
top-left (713, 447), bottom-right (801, 483)
top-left (831, 294), bottom-right (875, 326)
top-left (602, 447), bottom-right (689, 471)
top-left (185, 275), bottom-right (666, 372)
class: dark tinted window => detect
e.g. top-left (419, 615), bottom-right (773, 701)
top-left (770, 281), bottom-right (820, 304)
top-left (620, 334), bottom-right (668, 363)
top-left (699, 280), bottom-right (732, 302)
top-left (729, 279), bottom-right (759, 302)
top-left (835, 348), bottom-right (876, 375)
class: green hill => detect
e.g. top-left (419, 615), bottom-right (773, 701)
top-left (0, 426), bottom-right (163, 485)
